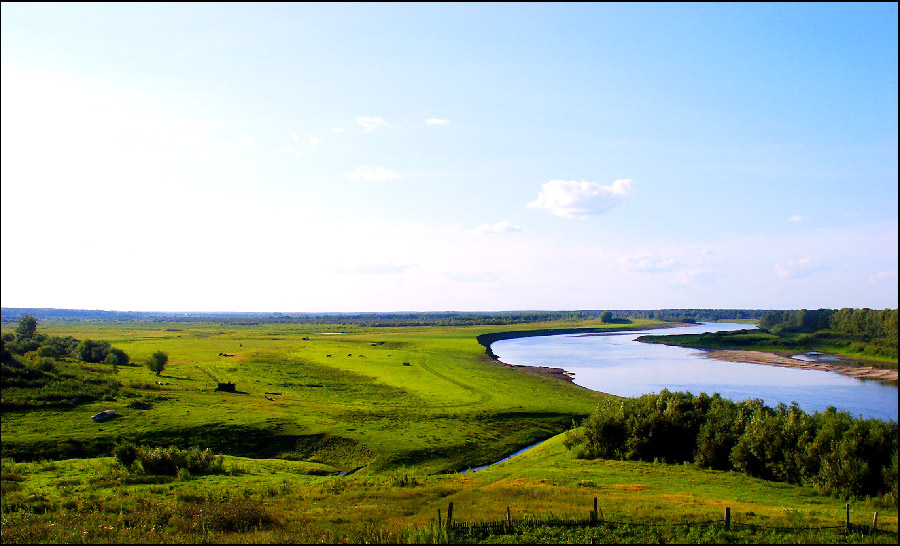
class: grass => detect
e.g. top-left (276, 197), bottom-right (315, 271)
top-left (2, 319), bottom-right (628, 472)
top-left (1, 434), bottom-right (896, 543)
top-left (1, 318), bottom-right (897, 543)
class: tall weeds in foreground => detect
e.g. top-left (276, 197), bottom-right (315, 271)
top-left (405, 520), bottom-right (450, 544)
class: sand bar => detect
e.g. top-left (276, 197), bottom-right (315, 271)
top-left (704, 349), bottom-right (898, 381)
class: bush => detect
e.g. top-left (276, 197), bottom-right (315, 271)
top-left (123, 445), bottom-right (225, 476)
top-left (113, 442), bottom-right (140, 469)
top-left (104, 348), bottom-right (129, 367)
top-left (74, 340), bottom-right (111, 363)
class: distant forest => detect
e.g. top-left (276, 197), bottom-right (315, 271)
top-left (1, 308), bottom-right (771, 327)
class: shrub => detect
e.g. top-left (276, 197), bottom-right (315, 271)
top-left (128, 445), bottom-right (225, 476)
top-left (74, 340), bottom-right (111, 363)
top-left (113, 442), bottom-right (140, 469)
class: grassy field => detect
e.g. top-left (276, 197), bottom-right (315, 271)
top-left (2, 318), bottom-right (897, 543)
top-left (2, 319), bottom-right (628, 472)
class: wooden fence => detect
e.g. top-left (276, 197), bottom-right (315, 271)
top-left (439, 500), bottom-right (885, 536)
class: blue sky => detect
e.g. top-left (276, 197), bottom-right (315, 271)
top-left (1, 3), bottom-right (897, 312)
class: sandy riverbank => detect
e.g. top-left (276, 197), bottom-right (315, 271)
top-left (506, 363), bottom-right (576, 383)
top-left (704, 349), bottom-right (899, 381)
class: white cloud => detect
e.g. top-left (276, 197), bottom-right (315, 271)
top-left (309, 136), bottom-right (321, 146)
top-left (619, 254), bottom-right (677, 272)
top-left (241, 133), bottom-right (256, 146)
top-left (291, 133), bottom-right (302, 143)
top-left (527, 179), bottom-right (634, 218)
top-left (426, 118), bottom-right (451, 125)
top-left (870, 270), bottom-right (898, 283)
top-left (787, 214), bottom-right (805, 222)
top-left (345, 165), bottom-right (401, 181)
top-left (677, 268), bottom-right (716, 285)
top-left (774, 257), bottom-right (820, 279)
top-left (357, 116), bottom-right (391, 132)
top-left (331, 127), bottom-right (344, 133)
top-left (472, 220), bottom-right (521, 234)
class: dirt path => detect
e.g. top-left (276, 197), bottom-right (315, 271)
top-left (703, 350), bottom-right (898, 381)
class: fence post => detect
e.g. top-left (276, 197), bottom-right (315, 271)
top-left (724, 507), bottom-right (731, 531)
top-left (845, 504), bottom-right (850, 531)
top-left (507, 506), bottom-right (511, 530)
top-left (447, 502), bottom-right (454, 529)
top-left (872, 512), bottom-right (878, 532)
top-left (437, 508), bottom-right (442, 529)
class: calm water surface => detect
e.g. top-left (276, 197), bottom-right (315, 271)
top-left (492, 323), bottom-right (898, 422)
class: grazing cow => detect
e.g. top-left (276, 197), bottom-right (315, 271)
top-left (327, 354), bottom-right (332, 357)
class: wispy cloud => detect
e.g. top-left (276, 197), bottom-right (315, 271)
top-left (357, 116), bottom-right (391, 132)
top-left (870, 270), bottom-right (898, 283)
top-left (345, 165), bottom-right (401, 181)
top-left (472, 220), bottom-right (521, 234)
top-left (787, 214), bottom-right (805, 222)
top-left (444, 271), bottom-right (501, 283)
top-left (619, 254), bottom-right (677, 273)
top-left (336, 263), bottom-right (413, 275)
top-left (527, 179), bottom-right (634, 218)
top-left (241, 133), bottom-right (256, 146)
top-left (774, 257), bottom-right (821, 279)
top-left (426, 118), bottom-right (450, 125)
top-left (309, 136), bottom-right (321, 146)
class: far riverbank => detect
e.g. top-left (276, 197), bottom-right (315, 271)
top-left (703, 349), bottom-right (899, 382)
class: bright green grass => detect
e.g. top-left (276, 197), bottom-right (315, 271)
top-left (2, 319), bottom-right (647, 472)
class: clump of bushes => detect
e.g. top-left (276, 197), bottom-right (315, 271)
top-left (565, 390), bottom-right (898, 502)
top-left (114, 443), bottom-right (225, 476)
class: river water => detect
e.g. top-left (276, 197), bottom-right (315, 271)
top-left (491, 323), bottom-right (898, 422)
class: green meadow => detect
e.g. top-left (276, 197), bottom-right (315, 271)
top-left (2, 318), bottom-right (897, 543)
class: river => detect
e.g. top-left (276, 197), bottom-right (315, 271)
top-left (491, 322), bottom-right (898, 422)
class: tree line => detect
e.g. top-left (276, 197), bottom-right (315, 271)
top-left (759, 308), bottom-right (898, 343)
top-left (3, 308), bottom-right (774, 327)
top-left (564, 390), bottom-right (897, 502)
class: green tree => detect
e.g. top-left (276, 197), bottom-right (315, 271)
top-left (147, 351), bottom-right (168, 376)
top-left (104, 348), bottom-right (130, 368)
top-left (16, 315), bottom-right (37, 340)
top-left (74, 339), bottom-right (111, 363)
top-left (600, 310), bottom-right (613, 323)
